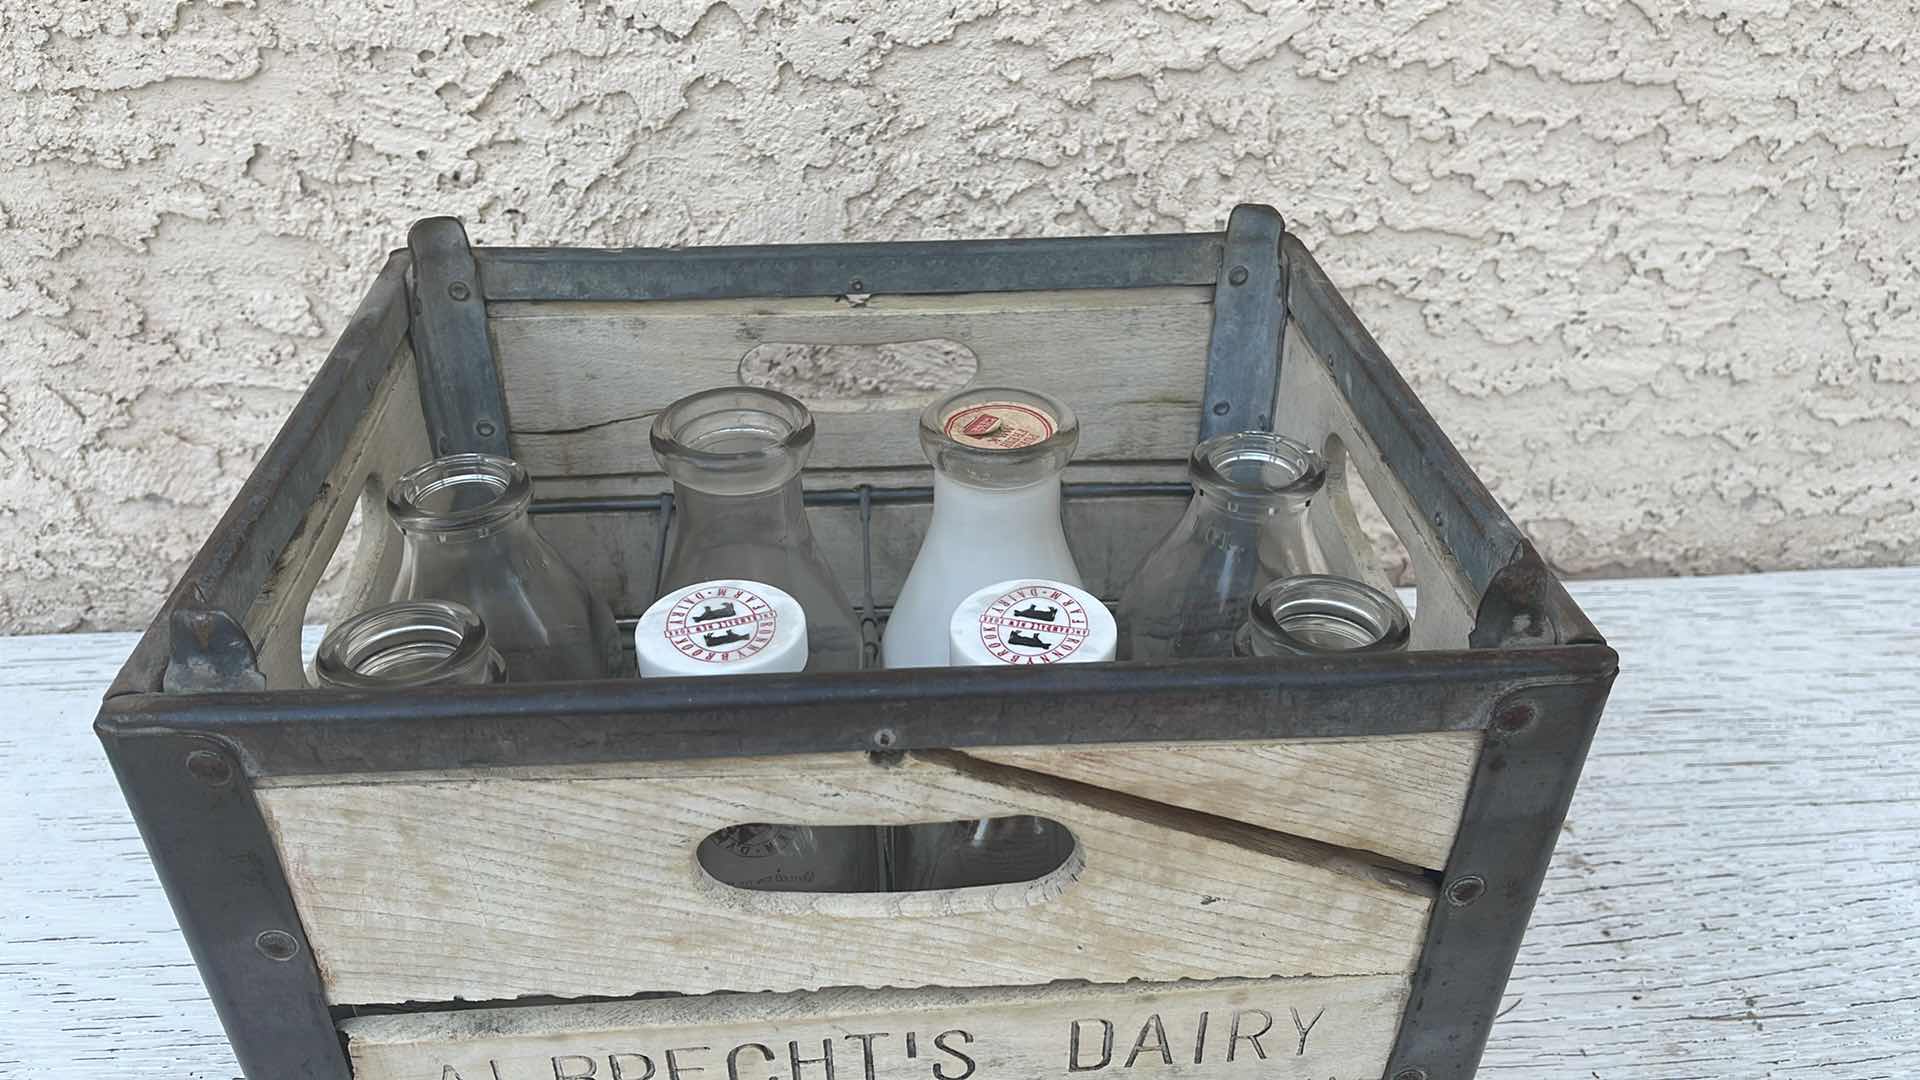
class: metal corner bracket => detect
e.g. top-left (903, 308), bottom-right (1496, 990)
top-left (1199, 203), bottom-right (1288, 440)
top-left (406, 216), bottom-right (512, 458)
top-left (97, 723), bottom-right (349, 1079)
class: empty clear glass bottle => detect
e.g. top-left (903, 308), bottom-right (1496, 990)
top-left (387, 453), bottom-right (621, 681)
top-left (1234, 575), bottom-right (1411, 657)
top-left (651, 388), bottom-right (862, 672)
top-left (1117, 431), bottom-right (1329, 660)
top-left (314, 600), bottom-right (506, 688)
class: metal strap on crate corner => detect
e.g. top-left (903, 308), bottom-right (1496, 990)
top-left (1199, 204), bottom-right (1287, 440)
top-left (406, 217), bottom-right (513, 458)
top-left (97, 726), bottom-right (347, 1080)
top-left (1385, 676), bottom-right (1613, 1080)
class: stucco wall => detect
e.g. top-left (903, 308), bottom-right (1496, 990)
top-left (2, 0), bottom-right (1916, 633)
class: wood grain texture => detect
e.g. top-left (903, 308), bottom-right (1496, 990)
top-left (1478, 571), bottom-right (1920, 1078)
top-left (1274, 323), bottom-right (1478, 650)
top-left (256, 750), bottom-right (1434, 1005)
top-left (491, 288), bottom-right (1213, 485)
top-left (1, 630), bottom-right (247, 1080)
top-left (10, 570), bottom-right (1920, 1078)
top-left (340, 974), bottom-right (1409, 1080)
top-left (972, 734), bottom-right (1481, 871)
top-left (244, 346), bottom-right (429, 688)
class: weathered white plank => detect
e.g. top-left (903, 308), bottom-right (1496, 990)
top-left (0, 631), bottom-right (241, 1080)
top-left (9, 569), bottom-right (1920, 1079)
top-left (972, 734), bottom-right (1481, 871)
top-left (1479, 570), bottom-right (1920, 1078)
top-left (492, 288), bottom-right (1214, 484)
top-left (256, 750), bottom-right (1434, 1006)
top-left (340, 973), bottom-right (1409, 1080)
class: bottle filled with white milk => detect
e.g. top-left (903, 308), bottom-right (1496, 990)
top-left (881, 387), bottom-right (1084, 668)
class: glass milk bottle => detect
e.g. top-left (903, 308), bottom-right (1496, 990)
top-left (1116, 431), bottom-right (1329, 660)
top-left (1234, 575), bottom-right (1411, 658)
top-left (313, 600), bottom-right (507, 688)
top-left (634, 579), bottom-right (885, 893)
top-left (881, 387), bottom-right (1082, 668)
top-left (386, 454), bottom-right (622, 680)
top-left (651, 388), bottom-right (863, 672)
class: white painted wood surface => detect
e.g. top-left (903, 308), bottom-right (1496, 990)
top-left (5, 569), bottom-right (1918, 1078)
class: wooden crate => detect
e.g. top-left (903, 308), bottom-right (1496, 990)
top-left (96, 206), bottom-right (1616, 1080)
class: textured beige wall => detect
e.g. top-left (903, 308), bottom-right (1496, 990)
top-left (2, 0), bottom-right (1916, 633)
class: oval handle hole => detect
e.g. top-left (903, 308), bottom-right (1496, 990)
top-left (736, 339), bottom-right (979, 414)
top-left (698, 816), bottom-right (1077, 899)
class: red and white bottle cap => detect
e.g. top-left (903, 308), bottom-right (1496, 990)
top-left (948, 579), bottom-right (1116, 667)
top-left (636, 580), bottom-right (808, 678)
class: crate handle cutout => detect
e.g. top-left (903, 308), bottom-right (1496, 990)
top-left (692, 818), bottom-right (1084, 918)
top-left (736, 339), bottom-right (979, 415)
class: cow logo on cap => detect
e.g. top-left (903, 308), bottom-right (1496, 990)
top-left (664, 585), bottom-right (777, 663)
top-left (977, 584), bottom-right (1091, 664)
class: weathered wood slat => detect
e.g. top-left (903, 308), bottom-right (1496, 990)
top-left (1275, 323), bottom-right (1478, 649)
top-left (972, 734), bottom-right (1481, 871)
top-left (491, 288), bottom-right (1215, 485)
top-left (340, 974), bottom-right (1410, 1080)
top-left (256, 750), bottom-right (1434, 1005)
top-left (243, 347), bottom-right (429, 688)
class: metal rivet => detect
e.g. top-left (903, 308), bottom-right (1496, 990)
top-left (872, 728), bottom-right (897, 749)
top-left (447, 281), bottom-right (472, 301)
top-left (1227, 265), bottom-right (1249, 286)
top-left (1495, 703), bottom-right (1537, 734)
top-left (1393, 1068), bottom-right (1429, 1080)
top-left (184, 750), bottom-right (234, 788)
top-left (476, 420), bottom-right (497, 438)
top-left (1211, 401), bottom-right (1232, 416)
top-left (255, 929), bottom-right (300, 962)
top-left (1446, 874), bottom-right (1487, 908)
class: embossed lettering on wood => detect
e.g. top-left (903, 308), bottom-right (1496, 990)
top-left (342, 975), bottom-right (1409, 1080)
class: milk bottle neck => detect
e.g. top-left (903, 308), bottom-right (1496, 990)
top-left (931, 469), bottom-right (1064, 513)
top-left (672, 477), bottom-right (813, 541)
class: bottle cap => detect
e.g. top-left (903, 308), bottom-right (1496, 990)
top-left (919, 386), bottom-right (1079, 489)
top-left (636, 580), bottom-right (808, 677)
top-left (949, 579), bottom-right (1116, 666)
top-left (941, 399), bottom-right (1060, 450)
